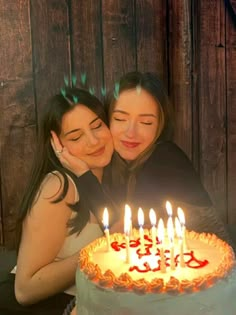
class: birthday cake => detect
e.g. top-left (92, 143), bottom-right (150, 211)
top-left (76, 227), bottom-right (236, 315)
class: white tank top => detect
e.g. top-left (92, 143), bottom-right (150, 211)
top-left (12, 172), bottom-right (103, 296)
top-left (55, 173), bottom-right (103, 295)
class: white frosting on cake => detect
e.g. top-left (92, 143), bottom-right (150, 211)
top-left (76, 230), bottom-right (236, 315)
top-left (91, 235), bottom-right (222, 283)
top-left (76, 268), bottom-right (236, 315)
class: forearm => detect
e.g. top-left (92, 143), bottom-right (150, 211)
top-left (15, 251), bottom-right (79, 305)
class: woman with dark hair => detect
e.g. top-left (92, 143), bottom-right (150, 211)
top-left (58, 71), bottom-right (234, 249)
top-left (0, 87), bottom-right (113, 315)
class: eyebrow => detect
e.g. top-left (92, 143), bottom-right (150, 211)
top-left (64, 117), bottom-right (100, 136)
top-left (113, 109), bottom-right (157, 118)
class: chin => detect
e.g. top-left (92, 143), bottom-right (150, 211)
top-left (120, 154), bottom-right (138, 161)
top-left (91, 157), bottom-right (112, 169)
top-left (115, 146), bottom-right (140, 161)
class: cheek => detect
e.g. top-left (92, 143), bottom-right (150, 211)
top-left (103, 132), bottom-right (113, 146)
top-left (110, 124), bottom-right (120, 141)
top-left (66, 142), bottom-right (84, 157)
top-left (99, 127), bottom-right (112, 140)
top-left (96, 129), bottom-right (113, 149)
top-left (142, 127), bottom-right (157, 144)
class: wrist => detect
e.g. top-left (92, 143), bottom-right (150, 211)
top-left (75, 168), bottom-right (90, 177)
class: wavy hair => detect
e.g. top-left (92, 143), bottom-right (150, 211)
top-left (16, 88), bottom-right (107, 248)
top-left (105, 71), bottom-right (174, 199)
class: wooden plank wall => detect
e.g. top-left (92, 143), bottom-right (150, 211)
top-left (198, 1), bottom-right (227, 221)
top-left (226, 1), bottom-right (236, 224)
top-left (0, 0), bottom-right (36, 247)
top-left (168, 1), bottom-right (193, 159)
top-left (0, 0), bottom-right (235, 248)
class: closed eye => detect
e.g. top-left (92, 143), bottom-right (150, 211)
top-left (71, 135), bottom-right (82, 141)
top-left (141, 122), bottom-right (153, 125)
top-left (91, 122), bottom-right (102, 129)
top-left (114, 117), bottom-right (126, 122)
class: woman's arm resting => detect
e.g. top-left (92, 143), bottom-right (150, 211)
top-left (15, 174), bottom-right (80, 305)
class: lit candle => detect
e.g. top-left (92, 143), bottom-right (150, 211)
top-left (166, 201), bottom-right (173, 217)
top-left (138, 207), bottom-right (145, 252)
top-left (157, 218), bottom-right (166, 273)
top-left (124, 206), bottom-right (131, 263)
top-left (125, 204), bottom-right (132, 236)
top-left (149, 208), bottom-right (157, 253)
top-left (177, 207), bottom-right (187, 249)
top-left (167, 216), bottom-right (175, 270)
top-left (175, 217), bottom-right (185, 267)
top-left (103, 208), bottom-right (111, 252)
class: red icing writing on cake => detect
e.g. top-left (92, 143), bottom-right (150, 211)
top-left (111, 234), bottom-right (209, 273)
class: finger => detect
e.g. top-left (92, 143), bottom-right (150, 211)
top-left (50, 131), bottom-right (58, 152)
top-left (58, 155), bottom-right (70, 168)
top-left (51, 131), bottom-right (63, 151)
top-left (50, 139), bottom-right (63, 155)
top-left (59, 149), bottom-right (89, 175)
top-left (50, 138), bottom-right (56, 152)
top-left (60, 147), bottom-right (71, 158)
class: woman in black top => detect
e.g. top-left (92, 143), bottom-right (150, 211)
top-left (54, 71), bottom-right (234, 249)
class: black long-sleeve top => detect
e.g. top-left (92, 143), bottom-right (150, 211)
top-left (124, 141), bottom-right (211, 209)
top-left (75, 141), bottom-right (235, 250)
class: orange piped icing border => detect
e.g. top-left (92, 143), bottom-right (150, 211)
top-left (78, 230), bottom-right (235, 295)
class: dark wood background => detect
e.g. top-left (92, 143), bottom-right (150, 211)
top-left (0, 0), bottom-right (235, 248)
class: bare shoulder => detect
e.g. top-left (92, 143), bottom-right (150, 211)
top-left (37, 171), bottom-right (78, 205)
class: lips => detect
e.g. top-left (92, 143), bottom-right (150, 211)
top-left (88, 146), bottom-right (105, 157)
top-left (121, 140), bottom-right (140, 148)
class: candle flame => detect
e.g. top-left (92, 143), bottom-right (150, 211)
top-left (166, 201), bottom-right (173, 216)
top-left (177, 207), bottom-right (185, 225)
top-left (157, 218), bottom-right (165, 243)
top-left (167, 217), bottom-right (174, 242)
top-left (149, 208), bottom-right (156, 226)
top-left (125, 204), bottom-right (132, 219)
top-left (175, 217), bottom-right (182, 238)
top-left (138, 207), bottom-right (144, 226)
top-left (124, 205), bottom-right (131, 234)
top-left (103, 207), bottom-right (109, 228)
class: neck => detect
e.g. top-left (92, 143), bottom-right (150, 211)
top-left (91, 168), bottom-right (103, 183)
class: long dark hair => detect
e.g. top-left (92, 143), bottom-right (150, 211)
top-left (105, 71), bottom-right (174, 199)
top-left (16, 88), bottom-right (107, 248)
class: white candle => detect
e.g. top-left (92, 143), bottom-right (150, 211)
top-left (157, 218), bottom-right (166, 273)
top-left (167, 217), bottom-right (175, 270)
top-left (149, 208), bottom-right (157, 253)
top-left (124, 206), bottom-right (131, 263)
top-left (166, 200), bottom-right (173, 217)
top-left (175, 217), bottom-right (185, 267)
top-left (177, 207), bottom-right (187, 250)
top-left (179, 238), bottom-right (184, 267)
top-left (125, 204), bottom-right (132, 236)
top-left (103, 208), bottom-right (111, 251)
top-left (138, 207), bottom-right (145, 252)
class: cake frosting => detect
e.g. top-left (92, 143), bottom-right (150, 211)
top-left (76, 229), bottom-right (236, 315)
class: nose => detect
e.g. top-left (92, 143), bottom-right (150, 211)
top-left (86, 130), bottom-right (99, 146)
top-left (125, 121), bottom-right (137, 138)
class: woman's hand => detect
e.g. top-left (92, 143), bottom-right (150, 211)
top-left (51, 131), bottom-right (89, 176)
